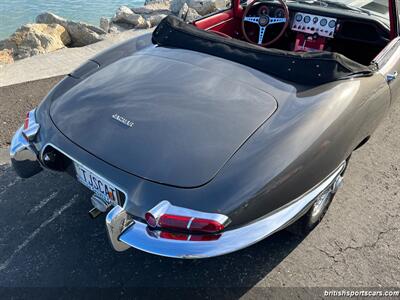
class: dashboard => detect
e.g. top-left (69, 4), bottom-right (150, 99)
top-left (244, 1), bottom-right (389, 57)
top-left (257, 5), bottom-right (286, 18)
top-left (291, 12), bottom-right (337, 38)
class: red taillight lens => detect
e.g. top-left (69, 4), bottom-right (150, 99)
top-left (159, 232), bottom-right (221, 241)
top-left (146, 213), bottom-right (225, 234)
top-left (189, 234), bottom-right (221, 241)
top-left (145, 212), bottom-right (157, 228)
top-left (23, 112), bottom-right (30, 130)
top-left (189, 218), bottom-right (225, 233)
top-left (158, 214), bottom-right (191, 230)
top-left (159, 231), bottom-right (188, 241)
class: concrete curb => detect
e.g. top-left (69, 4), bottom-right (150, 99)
top-left (0, 148), bottom-right (9, 165)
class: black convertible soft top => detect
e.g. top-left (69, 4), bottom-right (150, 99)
top-left (152, 15), bottom-right (374, 85)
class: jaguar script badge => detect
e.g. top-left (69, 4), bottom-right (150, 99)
top-left (112, 113), bottom-right (135, 128)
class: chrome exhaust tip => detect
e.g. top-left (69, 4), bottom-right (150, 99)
top-left (89, 207), bottom-right (102, 219)
top-left (91, 194), bottom-right (110, 212)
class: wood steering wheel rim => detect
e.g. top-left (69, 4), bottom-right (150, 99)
top-left (241, 0), bottom-right (290, 47)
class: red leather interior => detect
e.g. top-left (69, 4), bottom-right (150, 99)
top-left (192, 0), bottom-right (248, 38)
top-left (194, 10), bottom-right (237, 35)
top-left (294, 33), bottom-right (326, 51)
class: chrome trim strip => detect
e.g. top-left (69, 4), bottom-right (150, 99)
top-left (204, 17), bottom-right (234, 31)
top-left (41, 143), bottom-right (129, 207)
top-left (147, 200), bottom-right (230, 227)
top-left (112, 162), bottom-right (346, 258)
top-left (373, 37), bottom-right (400, 68)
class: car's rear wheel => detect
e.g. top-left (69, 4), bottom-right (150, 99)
top-left (286, 160), bottom-right (348, 236)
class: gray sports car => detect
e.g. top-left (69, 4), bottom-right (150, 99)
top-left (10, 0), bottom-right (399, 258)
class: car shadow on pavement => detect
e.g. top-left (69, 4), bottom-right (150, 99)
top-left (0, 165), bottom-right (306, 297)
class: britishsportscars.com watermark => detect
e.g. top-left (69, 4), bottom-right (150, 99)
top-left (324, 289), bottom-right (400, 298)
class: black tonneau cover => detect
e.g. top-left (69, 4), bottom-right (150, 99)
top-left (152, 16), bottom-right (373, 85)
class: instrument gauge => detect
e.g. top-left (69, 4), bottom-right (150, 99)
top-left (258, 5), bottom-right (269, 16)
top-left (313, 17), bottom-right (318, 23)
top-left (295, 14), bottom-right (303, 22)
top-left (320, 18), bottom-right (327, 26)
top-left (274, 8), bottom-right (285, 18)
top-left (303, 15), bottom-right (311, 23)
top-left (328, 20), bottom-right (336, 28)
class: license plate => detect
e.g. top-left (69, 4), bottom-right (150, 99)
top-left (74, 162), bottom-right (119, 206)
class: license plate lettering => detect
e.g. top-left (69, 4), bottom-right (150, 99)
top-left (74, 163), bottom-right (119, 206)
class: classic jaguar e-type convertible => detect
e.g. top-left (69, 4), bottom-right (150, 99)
top-left (10, 0), bottom-right (400, 258)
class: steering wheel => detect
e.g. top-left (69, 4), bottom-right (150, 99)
top-left (241, 0), bottom-right (290, 47)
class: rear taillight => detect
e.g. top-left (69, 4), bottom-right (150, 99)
top-left (158, 214), bottom-right (192, 231)
top-left (144, 201), bottom-right (230, 235)
top-left (159, 231), bottom-right (221, 241)
top-left (145, 212), bottom-right (157, 228)
top-left (157, 214), bottom-right (225, 233)
top-left (22, 109), bottom-right (40, 142)
top-left (23, 112), bottom-right (30, 130)
top-left (188, 218), bottom-right (225, 233)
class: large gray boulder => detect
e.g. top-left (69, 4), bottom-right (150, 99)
top-left (171, 0), bottom-right (229, 15)
top-left (143, 0), bottom-right (171, 10)
top-left (139, 14), bottom-right (167, 27)
top-left (131, 6), bottom-right (170, 27)
top-left (108, 22), bottom-right (135, 34)
top-left (36, 12), bottom-right (106, 46)
top-left (112, 6), bottom-right (149, 28)
top-left (131, 6), bottom-right (170, 15)
top-left (187, 0), bottom-right (219, 15)
top-left (0, 23), bottom-right (71, 60)
top-left (178, 3), bottom-right (201, 22)
top-left (105, 3), bottom-right (171, 33)
top-left (0, 49), bottom-right (14, 64)
top-left (144, 0), bottom-right (171, 5)
top-left (99, 17), bottom-right (110, 32)
top-left (170, 0), bottom-right (187, 14)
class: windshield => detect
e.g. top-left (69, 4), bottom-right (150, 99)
top-left (241, 0), bottom-right (389, 19)
top-left (293, 0), bottom-right (389, 17)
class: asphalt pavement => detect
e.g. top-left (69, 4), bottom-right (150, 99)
top-left (0, 77), bottom-right (399, 297)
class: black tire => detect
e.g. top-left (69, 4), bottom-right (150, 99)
top-left (286, 189), bottom-right (335, 236)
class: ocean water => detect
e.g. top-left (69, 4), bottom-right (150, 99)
top-left (0, 0), bottom-right (145, 40)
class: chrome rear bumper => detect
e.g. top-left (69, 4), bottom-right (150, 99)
top-left (106, 162), bottom-right (345, 259)
top-left (10, 126), bottom-right (42, 178)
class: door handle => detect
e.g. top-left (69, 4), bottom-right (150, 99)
top-left (386, 71), bottom-right (398, 82)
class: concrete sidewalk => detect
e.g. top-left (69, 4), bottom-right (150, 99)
top-left (0, 29), bottom-right (153, 88)
top-left (0, 148), bottom-right (9, 165)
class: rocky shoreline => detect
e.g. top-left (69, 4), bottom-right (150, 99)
top-left (0, 0), bottom-right (228, 65)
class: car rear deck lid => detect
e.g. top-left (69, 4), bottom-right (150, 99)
top-left (50, 54), bottom-right (278, 187)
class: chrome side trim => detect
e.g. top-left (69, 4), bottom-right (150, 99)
top-left (147, 200), bottom-right (231, 227)
top-left (204, 17), bottom-right (235, 31)
top-left (109, 162), bottom-right (346, 258)
top-left (372, 37), bottom-right (400, 67)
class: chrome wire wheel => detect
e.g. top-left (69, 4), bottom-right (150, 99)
top-left (286, 171), bottom-right (345, 236)
top-left (306, 173), bottom-right (344, 229)
top-left (308, 187), bottom-right (334, 225)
